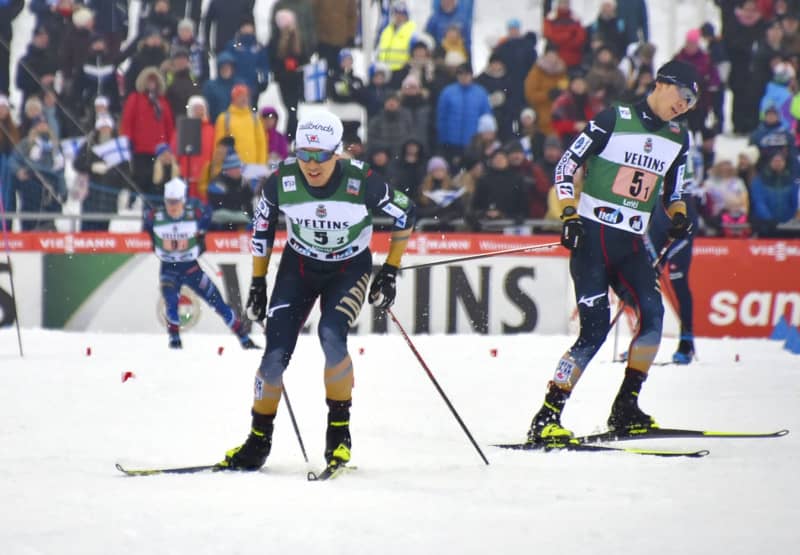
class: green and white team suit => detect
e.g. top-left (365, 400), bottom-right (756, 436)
top-left (559, 103), bottom-right (688, 235)
top-left (147, 201), bottom-right (207, 263)
top-left (252, 157), bottom-right (414, 261)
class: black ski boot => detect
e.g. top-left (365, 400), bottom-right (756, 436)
top-left (324, 399), bottom-right (352, 465)
top-left (672, 335), bottom-right (695, 365)
top-left (221, 411), bottom-right (275, 470)
top-left (607, 368), bottom-right (658, 432)
top-left (168, 325), bottom-right (182, 349)
top-left (526, 383), bottom-right (574, 445)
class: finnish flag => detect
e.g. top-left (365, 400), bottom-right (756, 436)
top-left (60, 136), bottom-right (86, 161)
top-left (92, 136), bottom-right (131, 167)
top-left (303, 59), bottom-right (327, 103)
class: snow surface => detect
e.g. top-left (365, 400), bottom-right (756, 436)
top-left (1, 328), bottom-right (797, 555)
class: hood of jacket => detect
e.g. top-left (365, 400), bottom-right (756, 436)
top-left (135, 66), bottom-right (166, 94)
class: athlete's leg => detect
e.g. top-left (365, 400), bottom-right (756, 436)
top-left (160, 263), bottom-right (184, 346)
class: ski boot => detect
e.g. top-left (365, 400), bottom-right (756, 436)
top-left (526, 383), bottom-right (574, 446)
top-left (324, 399), bottom-right (352, 466)
top-left (607, 368), bottom-right (658, 433)
top-left (671, 335), bottom-right (695, 365)
top-left (220, 412), bottom-right (275, 470)
top-left (168, 324), bottom-right (182, 349)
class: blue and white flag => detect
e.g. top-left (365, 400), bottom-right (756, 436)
top-left (303, 59), bottom-right (327, 103)
top-left (60, 136), bottom-right (86, 161)
top-left (91, 136), bottom-right (131, 167)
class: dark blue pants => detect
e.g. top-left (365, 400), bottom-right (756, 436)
top-left (258, 247), bottom-right (372, 386)
top-left (645, 199), bottom-right (699, 339)
top-left (160, 261), bottom-right (236, 330)
top-left (557, 218), bottom-right (663, 384)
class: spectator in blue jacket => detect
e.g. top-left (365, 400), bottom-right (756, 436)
top-left (435, 62), bottom-right (491, 169)
top-left (426, 0), bottom-right (473, 60)
top-left (749, 103), bottom-right (798, 173)
top-left (750, 151), bottom-right (800, 237)
top-left (202, 52), bottom-right (244, 122)
top-left (221, 18), bottom-right (270, 107)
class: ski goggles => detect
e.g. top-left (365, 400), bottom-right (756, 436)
top-left (296, 149), bottom-right (337, 163)
top-left (658, 75), bottom-right (698, 109)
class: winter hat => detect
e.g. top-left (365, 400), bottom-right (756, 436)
top-left (295, 110), bottom-right (344, 152)
top-left (507, 18), bottom-right (521, 30)
top-left (544, 135), bottom-right (563, 150)
top-left (186, 95), bottom-right (207, 115)
top-left (477, 113), bottom-right (498, 134)
top-left (369, 61), bottom-right (392, 81)
top-left (275, 9), bottom-right (297, 30)
top-left (338, 49), bottom-right (353, 65)
top-left (685, 28), bottom-right (701, 44)
top-left (222, 148), bottom-right (243, 171)
top-left (391, 0), bottom-right (409, 14)
top-left (72, 8), bottom-right (94, 29)
top-left (427, 156), bottom-right (448, 174)
top-left (773, 61), bottom-right (795, 84)
top-left (700, 22), bottom-right (715, 38)
top-left (231, 83), bottom-right (250, 101)
top-left (155, 142), bottom-right (171, 157)
top-left (171, 45), bottom-right (190, 59)
top-left (94, 114), bottom-right (114, 130)
top-left (656, 60), bottom-right (699, 96)
top-left (177, 18), bottom-right (194, 34)
top-left (164, 177), bottom-right (187, 200)
top-left (504, 140), bottom-right (524, 154)
top-left (520, 107), bottom-right (536, 122)
top-left (260, 106), bottom-right (279, 119)
top-left (94, 95), bottom-right (109, 108)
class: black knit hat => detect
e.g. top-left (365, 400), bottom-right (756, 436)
top-left (656, 60), bottom-right (700, 96)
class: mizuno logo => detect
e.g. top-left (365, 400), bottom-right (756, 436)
top-left (589, 120), bottom-right (606, 134)
top-left (267, 303), bottom-right (291, 318)
top-left (578, 293), bottom-right (605, 308)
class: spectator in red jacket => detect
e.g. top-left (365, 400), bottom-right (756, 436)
top-left (120, 66), bottom-right (175, 199)
top-left (170, 95), bottom-right (214, 202)
top-left (543, 0), bottom-right (587, 70)
top-left (550, 71), bottom-right (604, 146)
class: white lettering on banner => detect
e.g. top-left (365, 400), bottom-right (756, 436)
top-left (38, 236), bottom-right (118, 251)
top-left (409, 236), bottom-right (472, 255)
top-left (124, 237), bottom-right (152, 249)
top-left (709, 291), bottom-right (800, 327)
top-left (748, 242), bottom-right (800, 262)
top-left (693, 245), bottom-right (729, 257)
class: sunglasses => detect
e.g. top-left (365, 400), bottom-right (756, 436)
top-left (296, 149), bottom-right (336, 163)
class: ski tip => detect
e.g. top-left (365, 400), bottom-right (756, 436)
top-left (776, 429), bottom-right (790, 437)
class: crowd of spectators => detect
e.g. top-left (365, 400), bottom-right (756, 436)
top-left (0, 0), bottom-right (798, 237)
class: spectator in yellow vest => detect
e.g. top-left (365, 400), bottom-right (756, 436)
top-left (377, 1), bottom-right (417, 72)
top-left (213, 83), bottom-right (267, 166)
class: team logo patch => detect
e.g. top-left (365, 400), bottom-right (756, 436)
top-left (644, 137), bottom-right (653, 154)
top-left (669, 121), bottom-right (681, 134)
top-left (254, 377), bottom-right (264, 400)
top-left (392, 190), bottom-right (409, 208)
top-left (306, 134), bottom-right (320, 144)
top-left (570, 133), bottom-right (592, 157)
top-left (554, 358), bottom-right (576, 384)
top-left (316, 204), bottom-right (327, 218)
top-left (619, 106), bottom-right (632, 119)
top-left (594, 206), bottom-right (623, 224)
top-left (282, 175), bottom-right (296, 192)
top-left (629, 215), bottom-right (644, 232)
top-left (346, 178), bottom-right (361, 195)
top-left (381, 202), bottom-right (406, 220)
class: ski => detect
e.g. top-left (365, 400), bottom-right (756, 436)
top-left (115, 462), bottom-right (228, 476)
top-left (307, 461), bottom-right (355, 481)
top-left (493, 442), bottom-right (709, 458)
top-left (574, 427), bottom-right (789, 445)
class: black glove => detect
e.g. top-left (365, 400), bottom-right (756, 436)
top-left (245, 276), bottom-right (268, 321)
top-left (560, 207), bottom-right (584, 250)
top-left (196, 232), bottom-right (207, 254)
top-left (369, 263), bottom-right (398, 309)
top-left (668, 212), bottom-right (691, 239)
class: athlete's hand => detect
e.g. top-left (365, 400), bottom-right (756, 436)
top-left (369, 263), bottom-right (398, 309)
top-left (561, 219), bottom-right (584, 250)
top-left (245, 277), bottom-right (268, 321)
top-left (668, 212), bottom-right (691, 239)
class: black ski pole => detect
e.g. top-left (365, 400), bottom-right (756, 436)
top-left (281, 384), bottom-right (308, 463)
top-left (386, 308), bottom-right (489, 465)
top-left (0, 178), bottom-right (23, 356)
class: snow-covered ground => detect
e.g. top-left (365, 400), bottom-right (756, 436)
top-left (0, 329), bottom-right (797, 554)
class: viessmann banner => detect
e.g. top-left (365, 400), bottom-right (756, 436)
top-left (1, 233), bottom-right (798, 338)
